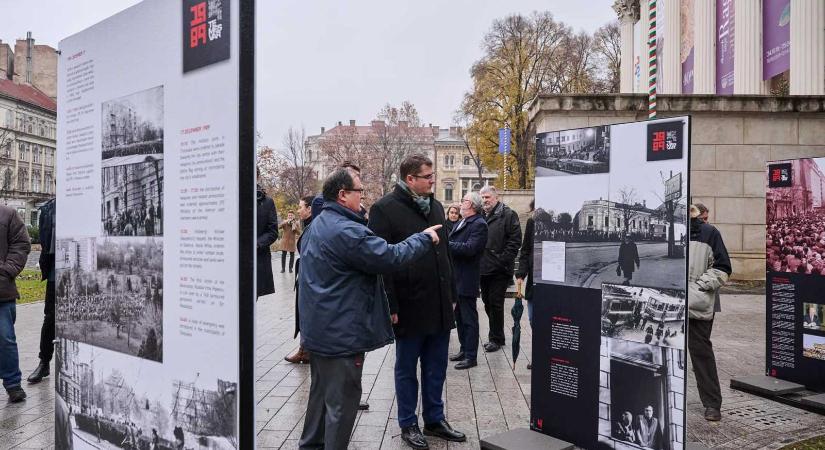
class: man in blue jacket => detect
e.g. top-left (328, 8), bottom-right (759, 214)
top-left (298, 168), bottom-right (442, 450)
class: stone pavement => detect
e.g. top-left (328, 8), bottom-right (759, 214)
top-left (1, 260), bottom-right (823, 449)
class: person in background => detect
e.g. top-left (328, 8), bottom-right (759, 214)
top-left (617, 234), bottom-right (640, 286)
top-left (515, 199), bottom-right (535, 370)
top-left (635, 405), bottom-right (662, 449)
top-left (803, 304), bottom-right (821, 329)
top-left (279, 211), bottom-right (301, 273)
top-left (28, 197), bottom-right (55, 384)
top-left (479, 185), bottom-right (521, 353)
top-left (0, 204), bottom-right (32, 403)
top-left (445, 203), bottom-right (460, 235)
top-left (687, 204), bottom-right (732, 422)
top-left (257, 170), bottom-right (279, 298)
top-left (448, 192), bottom-right (488, 370)
top-left (614, 411), bottom-right (637, 444)
top-left (695, 203), bottom-right (710, 223)
top-left (298, 168), bottom-right (441, 449)
top-left (285, 195), bottom-right (315, 364)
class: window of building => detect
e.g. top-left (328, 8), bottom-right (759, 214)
top-left (444, 183), bottom-right (454, 202)
top-left (4, 110), bottom-right (11, 128)
top-left (588, 216), bottom-right (594, 226)
top-left (604, 216), bottom-right (609, 227)
top-left (33, 171), bottom-right (41, 192)
top-left (32, 145), bottom-right (39, 163)
top-left (31, 211), bottom-right (38, 227)
top-left (2, 169), bottom-right (11, 190)
top-left (18, 142), bottom-right (26, 161)
top-left (464, 156), bottom-right (470, 166)
top-left (45, 173), bottom-right (52, 193)
top-left (18, 168), bottom-right (27, 191)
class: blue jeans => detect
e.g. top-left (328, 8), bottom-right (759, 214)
top-left (0, 301), bottom-right (21, 389)
top-left (395, 331), bottom-right (449, 428)
top-left (527, 299), bottom-right (533, 328)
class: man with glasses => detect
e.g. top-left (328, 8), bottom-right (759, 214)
top-left (298, 168), bottom-right (441, 449)
top-left (370, 154), bottom-right (465, 449)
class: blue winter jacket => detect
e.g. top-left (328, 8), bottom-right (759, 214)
top-left (298, 201), bottom-right (433, 357)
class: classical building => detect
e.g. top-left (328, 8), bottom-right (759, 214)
top-left (432, 127), bottom-right (498, 204)
top-left (0, 77), bottom-right (56, 226)
top-left (613, 0), bottom-right (824, 95)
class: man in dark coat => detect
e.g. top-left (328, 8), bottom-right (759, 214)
top-left (369, 154), bottom-right (465, 449)
top-left (298, 168), bottom-right (441, 449)
top-left (618, 234), bottom-right (640, 285)
top-left (448, 192), bottom-right (488, 370)
top-left (256, 178), bottom-right (279, 298)
top-left (28, 198), bottom-right (55, 383)
top-left (0, 205), bottom-right (31, 403)
top-left (478, 186), bottom-right (522, 353)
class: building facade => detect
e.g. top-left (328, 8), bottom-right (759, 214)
top-left (432, 127), bottom-right (498, 205)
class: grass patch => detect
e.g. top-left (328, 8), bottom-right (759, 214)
top-left (779, 436), bottom-right (825, 450)
top-left (16, 269), bottom-right (46, 305)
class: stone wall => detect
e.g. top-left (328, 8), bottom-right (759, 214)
top-left (528, 94), bottom-right (825, 280)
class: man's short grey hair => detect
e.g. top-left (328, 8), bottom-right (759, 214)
top-left (695, 203), bottom-right (709, 214)
top-left (464, 192), bottom-right (483, 213)
top-left (479, 185), bottom-right (497, 196)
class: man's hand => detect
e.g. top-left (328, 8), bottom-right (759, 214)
top-left (391, 314), bottom-right (398, 324)
top-left (423, 224), bottom-right (442, 245)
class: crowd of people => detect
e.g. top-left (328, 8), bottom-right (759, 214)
top-left (56, 291), bottom-right (149, 326)
top-left (103, 200), bottom-right (162, 236)
top-left (766, 212), bottom-right (825, 274)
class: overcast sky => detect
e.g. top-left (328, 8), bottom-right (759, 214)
top-left (1, 0), bottom-right (616, 149)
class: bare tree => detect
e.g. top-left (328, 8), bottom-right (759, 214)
top-left (452, 114), bottom-right (487, 186)
top-left (616, 187), bottom-right (639, 235)
top-left (591, 21), bottom-right (622, 93)
top-left (367, 102), bottom-right (424, 195)
top-left (278, 126), bottom-right (316, 203)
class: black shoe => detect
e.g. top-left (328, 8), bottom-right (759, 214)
top-left (424, 420), bottom-right (466, 442)
top-left (359, 401), bottom-right (369, 411)
top-left (704, 407), bottom-right (721, 421)
top-left (484, 342), bottom-right (501, 352)
top-left (281, 269), bottom-right (285, 273)
top-left (448, 351), bottom-right (465, 362)
top-left (26, 360), bottom-right (50, 384)
top-left (401, 424), bottom-right (429, 449)
top-left (454, 359), bottom-right (477, 370)
top-left (527, 363), bottom-right (532, 370)
top-left (6, 386), bottom-right (26, 403)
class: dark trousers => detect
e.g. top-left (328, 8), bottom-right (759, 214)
top-left (480, 274), bottom-right (509, 346)
top-left (395, 331), bottom-right (449, 428)
top-left (454, 296), bottom-right (479, 361)
top-left (39, 280), bottom-right (55, 362)
top-left (688, 318), bottom-right (722, 409)
top-left (300, 352), bottom-right (364, 450)
top-left (282, 251), bottom-right (295, 271)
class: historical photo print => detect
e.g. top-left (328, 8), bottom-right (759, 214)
top-left (597, 338), bottom-right (685, 450)
top-left (766, 158), bottom-right (825, 276)
top-left (102, 86), bottom-right (164, 162)
top-left (55, 338), bottom-right (237, 450)
top-left (601, 284), bottom-right (685, 350)
top-left (536, 125), bottom-right (610, 176)
top-left (101, 160), bottom-right (164, 236)
top-left (802, 302), bottom-right (824, 331)
top-left (55, 237), bottom-right (163, 362)
top-left (802, 334), bottom-right (825, 361)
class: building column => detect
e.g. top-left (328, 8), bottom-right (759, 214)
top-left (734, 0), bottom-right (767, 94)
top-left (613, 0), bottom-right (640, 93)
top-left (790, 0), bottom-right (825, 95)
top-left (661, 0), bottom-right (681, 93)
top-left (637, 0), bottom-right (652, 94)
top-left (693, 0), bottom-right (716, 94)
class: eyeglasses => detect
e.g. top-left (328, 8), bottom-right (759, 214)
top-left (412, 173), bottom-right (435, 180)
top-left (342, 188), bottom-right (365, 194)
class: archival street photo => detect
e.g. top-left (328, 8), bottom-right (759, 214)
top-left (601, 283), bottom-right (685, 350)
top-left (55, 338), bottom-right (237, 450)
top-left (101, 160), bottom-right (164, 237)
top-left (101, 85), bottom-right (164, 163)
top-left (597, 338), bottom-right (685, 450)
top-left (55, 237), bottom-right (163, 362)
top-left (766, 158), bottom-right (825, 276)
top-left (535, 125), bottom-right (611, 176)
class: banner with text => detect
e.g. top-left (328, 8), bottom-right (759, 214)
top-left (55, 0), bottom-right (255, 448)
top-left (763, 0), bottom-right (791, 80)
top-left (532, 117), bottom-right (690, 450)
top-left (716, 0), bottom-right (735, 94)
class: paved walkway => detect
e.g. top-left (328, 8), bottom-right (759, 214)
top-left (1, 262), bottom-right (823, 449)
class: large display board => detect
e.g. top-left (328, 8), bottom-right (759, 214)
top-left (54, 1), bottom-right (255, 448)
top-left (766, 159), bottom-right (825, 391)
top-left (530, 117), bottom-right (690, 450)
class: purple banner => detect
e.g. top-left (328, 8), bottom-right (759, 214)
top-left (681, 0), bottom-right (695, 94)
top-left (716, 0), bottom-right (735, 94)
top-left (763, 0), bottom-right (791, 80)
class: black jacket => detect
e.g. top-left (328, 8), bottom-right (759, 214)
top-left (369, 185), bottom-right (455, 337)
top-left (38, 198), bottom-right (56, 282)
top-left (448, 214), bottom-right (488, 298)
top-left (480, 201), bottom-right (522, 277)
top-left (0, 206), bottom-right (30, 302)
top-left (515, 215), bottom-right (534, 300)
top-left (256, 189), bottom-right (278, 297)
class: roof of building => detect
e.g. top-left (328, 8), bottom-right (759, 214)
top-left (0, 78), bottom-right (56, 113)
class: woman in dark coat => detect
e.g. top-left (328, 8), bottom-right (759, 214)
top-left (257, 185), bottom-right (279, 297)
top-left (445, 203), bottom-right (460, 235)
top-left (617, 234), bottom-right (640, 285)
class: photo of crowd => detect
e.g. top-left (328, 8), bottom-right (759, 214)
top-left (601, 283), bottom-right (685, 350)
top-left (102, 159), bottom-right (164, 237)
top-left (102, 86), bottom-right (163, 162)
top-left (802, 334), bottom-right (825, 361)
top-left (535, 126), bottom-right (611, 176)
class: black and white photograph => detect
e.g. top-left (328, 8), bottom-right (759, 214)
top-left (601, 284), bottom-right (685, 350)
top-left (597, 338), bottom-right (685, 450)
top-left (101, 85), bottom-right (164, 162)
top-left (55, 338), bottom-right (237, 450)
top-left (802, 302), bottom-right (825, 331)
top-left (56, 237), bottom-right (163, 362)
top-left (536, 125), bottom-right (610, 176)
top-left (766, 158), bottom-right (825, 276)
top-left (101, 160), bottom-right (164, 236)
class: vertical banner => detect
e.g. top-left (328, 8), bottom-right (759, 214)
top-left (54, 0), bottom-right (256, 449)
top-left (765, 159), bottom-right (825, 391)
top-left (531, 117), bottom-right (690, 450)
top-left (763, 0), bottom-right (791, 80)
top-left (716, 0), bottom-right (735, 94)
top-left (680, 0), bottom-right (695, 94)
